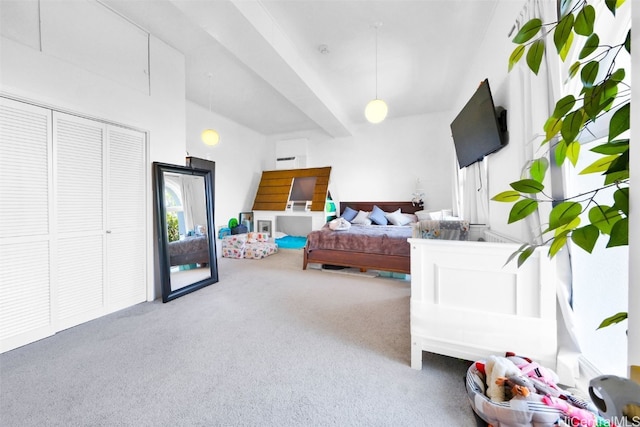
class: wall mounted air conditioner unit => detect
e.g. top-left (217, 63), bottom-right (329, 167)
top-left (276, 155), bottom-right (307, 170)
top-left (275, 138), bottom-right (308, 169)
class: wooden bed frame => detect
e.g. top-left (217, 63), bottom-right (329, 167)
top-left (302, 201), bottom-right (421, 274)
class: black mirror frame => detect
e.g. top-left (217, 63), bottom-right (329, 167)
top-left (153, 162), bottom-right (218, 302)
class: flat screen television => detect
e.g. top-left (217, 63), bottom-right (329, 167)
top-left (450, 78), bottom-right (508, 168)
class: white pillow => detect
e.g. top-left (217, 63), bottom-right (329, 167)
top-left (385, 209), bottom-right (412, 226)
top-left (351, 210), bottom-right (372, 225)
top-left (415, 210), bottom-right (432, 221)
top-left (415, 210), bottom-right (444, 220)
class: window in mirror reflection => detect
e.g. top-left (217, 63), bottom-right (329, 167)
top-left (164, 172), bottom-right (211, 291)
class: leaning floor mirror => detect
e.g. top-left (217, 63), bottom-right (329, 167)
top-left (153, 162), bottom-right (218, 302)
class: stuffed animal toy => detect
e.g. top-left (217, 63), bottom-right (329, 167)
top-left (542, 395), bottom-right (614, 427)
top-left (505, 352), bottom-right (560, 390)
top-left (484, 355), bottom-right (522, 402)
top-left (495, 375), bottom-right (536, 400)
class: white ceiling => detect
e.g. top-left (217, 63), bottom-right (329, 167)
top-left (102, 0), bottom-right (522, 137)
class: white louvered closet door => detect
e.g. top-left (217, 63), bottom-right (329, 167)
top-left (53, 112), bottom-right (106, 330)
top-left (0, 98), bottom-right (54, 352)
top-left (105, 126), bottom-right (146, 311)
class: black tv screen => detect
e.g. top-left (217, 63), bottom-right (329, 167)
top-left (450, 79), bottom-right (507, 168)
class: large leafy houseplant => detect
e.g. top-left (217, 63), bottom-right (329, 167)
top-left (492, 0), bottom-right (630, 329)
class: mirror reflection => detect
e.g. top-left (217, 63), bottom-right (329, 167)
top-left (164, 172), bottom-right (210, 291)
top-left (154, 162), bottom-right (218, 303)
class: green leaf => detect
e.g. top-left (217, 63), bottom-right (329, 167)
top-left (555, 140), bottom-right (568, 166)
top-left (510, 179), bottom-right (544, 194)
top-left (544, 116), bottom-right (563, 142)
top-left (598, 312), bottom-right (628, 329)
top-left (568, 61), bottom-right (581, 80)
top-left (588, 205), bottom-right (619, 235)
top-left (578, 33), bottom-right (600, 60)
top-left (607, 217), bottom-right (628, 247)
top-left (508, 45), bottom-right (526, 71)
top-left (590, 139), bottom-right (629, 154)
top-left (610, 68), bottom-right (626, 82)
top-left (600, 79), bottom-right (619, 112)
top-left (604, 169), bottom-right (629, 185)
top-left (608, 103), bottom-right (630, 141)
top-left (530, 158), bottom-right (548, 183)
top-left (508, 199), bottom-right (539, 224)
top-left (605, 150), bottom-right (629, 175)
top-left (554, 13), bottom-right (574, 54)
top-left (513, 18), bottom-right (543, 43)
top-left (492, 191), bottom-right (521, 202)
top-left (566, 141), bottom-right (581, 166)
top-left (624, 29), bottom-right (630, 54)
top-left (552, 95), bottom-right (576, 118)
top-left (579, 154), bottom-right (618, 175)
top-left (504, 244), bottom-right (529, 267)
top-left (571, 225), bottom-right (599, 253)
top-left (604, 0), bottom-right (625, 16)
top-left (526, 39), bottom-right (545, 75)
top-left (517, 246), bottom-right (535, 267)
top-left (559, 31), bottom-right (574, 62)
top-left (581, 61), bottom-right (599, 88)
top-left (561, 109), bottom-right (584, 143)
top-left (555, 216), bottom-right (581, 237)
top-left (583, 86), bottom-right (602, 120)
top-left (613, 187), bottom-right (629, 215)
top-left (574, 5), bottom-right (595, 36)
top-left (549, 233), bottom-right (568, 258)
top-left (548, 201), bottom-right (582, 231)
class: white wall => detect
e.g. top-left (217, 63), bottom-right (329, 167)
top-left (266, 112), bottom-right (456, 212)
top-left (1, 29), bottom-right (186, 301)
top-left (448, 0), bottom-right (530, 241)
top-left (185, 100), bottom-right (269, 234)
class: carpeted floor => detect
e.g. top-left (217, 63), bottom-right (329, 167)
top-left (0, 249), bottom-right (482, 426)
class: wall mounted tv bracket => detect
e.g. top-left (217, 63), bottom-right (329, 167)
top-left (495, 107), bottom-right (508, 134)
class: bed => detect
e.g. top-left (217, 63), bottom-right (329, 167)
top-left (168, 235), bottom-right (210, 266)
top-left (302, 201), bottom-right (420, 274)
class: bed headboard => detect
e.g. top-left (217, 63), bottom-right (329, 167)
top-left (339, 201), bottom-right (420, 215)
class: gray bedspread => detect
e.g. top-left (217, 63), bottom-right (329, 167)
top-left (306, 224), bottom-right (412, 256)
top-left (168, 235), bottom-right (209, 266)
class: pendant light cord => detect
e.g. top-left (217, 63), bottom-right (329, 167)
top-left (208, 73), bottom-right (213, 113)
top-left (374, 25), bottom-right (379, 99)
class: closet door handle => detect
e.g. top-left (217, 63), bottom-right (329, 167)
top-left (106, 230), bottom-right (112, 234)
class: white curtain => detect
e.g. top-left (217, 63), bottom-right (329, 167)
top-left (508, 0), bottom-right (581, 386)
top-left (181, 175), bottom-right (207, 234)
top-left (454, 160), bottom-right (489, 224)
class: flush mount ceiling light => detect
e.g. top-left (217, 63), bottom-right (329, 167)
top-left (201, 72), bottom-right (220, 146)
top-left (365, 22), bottom-right (388, 124)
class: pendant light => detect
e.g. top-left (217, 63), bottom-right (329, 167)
top-left (201, 73), bottom-right (220, 146)
top-left (365, 23), bottom-right (388, 124)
